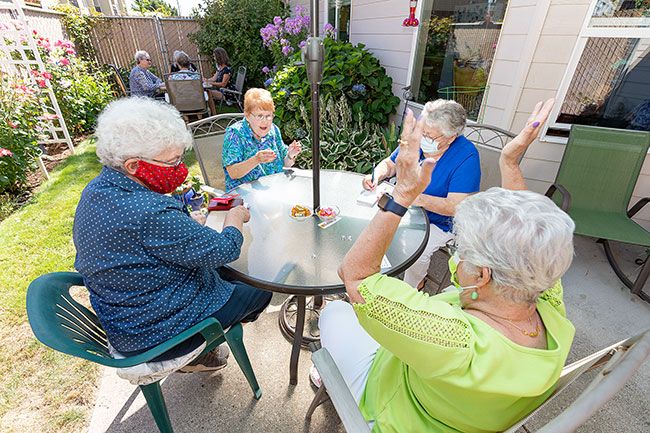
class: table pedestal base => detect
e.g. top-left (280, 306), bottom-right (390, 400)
top-left (279, 294), bottom-right (347, 385)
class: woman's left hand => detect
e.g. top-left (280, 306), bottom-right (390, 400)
top-left (190, 210), bottom-right (207, 225)
top-left (288, 140), bottom-right (302, 159)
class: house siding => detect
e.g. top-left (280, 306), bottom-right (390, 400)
top-left (484, 0), bottom-right (650, 229)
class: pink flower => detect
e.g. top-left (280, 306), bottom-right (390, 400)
top-left (7, 120), bottom-right (17, 129)
top-left (0, 148), bottom-right (13, 157)
top-left (59, 58), bottom-right (70, 66)
top-left (42, 71), bottom-right (52, 80)
top-left (36, 78), bottom-right (47, 88)
top-left (32, 29), bottom-right (38, 35)
top-left (65, 47), bottom-right (76, 55)
top-left (30, 69), bottom-right (40, 77)
top-left (41, 113), bottom-right (60, 120)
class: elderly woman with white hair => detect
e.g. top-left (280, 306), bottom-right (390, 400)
top-left (129, 50), bottom-right (165, 98)
top-left (320, 100), bottom-right (577, 432)
top-left (73, 98), bottom-right (272, 374)
top-left (363, 99), bottom-right (480, 289)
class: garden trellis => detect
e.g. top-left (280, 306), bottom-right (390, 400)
top-left (0, 0), bottom-right (74, 178)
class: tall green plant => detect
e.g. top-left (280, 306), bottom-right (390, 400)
top-left (269, 38), bottom-right (400, 140)
top-left (191, 0), bottom-right (286, 87)
top-left (53, 4), bottom-right (98, 64)
top-left (294, 96), bottom-right (394, 173)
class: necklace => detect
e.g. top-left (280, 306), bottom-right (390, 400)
top-left (481, 310), bottom-right (540, 338)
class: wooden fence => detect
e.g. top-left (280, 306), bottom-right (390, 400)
top-left (88, 16), bottom-right (213, 77)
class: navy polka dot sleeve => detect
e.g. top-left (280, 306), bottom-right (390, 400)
top-left (73, 167), bottom-right (239, 352)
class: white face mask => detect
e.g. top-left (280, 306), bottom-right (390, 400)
top-left (420, 136), bottom-right (440, 153)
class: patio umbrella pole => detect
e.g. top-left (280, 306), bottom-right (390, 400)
top-left (304, 0), bottom-right (324, 211)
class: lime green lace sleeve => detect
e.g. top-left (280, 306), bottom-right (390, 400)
top-left (538, 280), bottom-right (566, 317)
top-left (353, 274), bottom-right (473, 377)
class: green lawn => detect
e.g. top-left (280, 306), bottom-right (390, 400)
top-left (0, 139), bottom-right (201, 432)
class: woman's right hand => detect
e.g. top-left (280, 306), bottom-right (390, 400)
top-left (256, 149), bottom-right (277, 164)
top-left (362, 174), bottom-right (377, 190)
top-left (228, 205), bottom-right (250, 223)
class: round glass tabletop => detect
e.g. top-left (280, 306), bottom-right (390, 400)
top-left (205, 169), bottom-right (430, 295)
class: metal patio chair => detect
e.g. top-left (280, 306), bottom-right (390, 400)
top-left (545, 125), bottom-right (650, 302)
top-left (306, 329), bottom-right (650, 433)
top-left (164, 74), bottom-right (209, 122)
top-left (220, 66), bottom-right (246, 112)
top-left (427, 123), bottom-right (518, 292)
top-left (187, 113), bottom-right (244, 190)
top-left (107, 64), bottom-right (129, 97)
top-left (26, 272), bottom-right (262, 433)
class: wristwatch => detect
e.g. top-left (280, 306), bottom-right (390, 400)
top-left (377, 192), bottom-right (408, 217)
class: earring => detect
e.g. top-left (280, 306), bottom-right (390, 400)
top-left (471, 291), bottom-right (478, 300)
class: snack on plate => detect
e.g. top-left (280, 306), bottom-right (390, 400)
top-left (317, 206), bottom-right (337, 219)
top-left (290, 204), bottom-right (312, 218)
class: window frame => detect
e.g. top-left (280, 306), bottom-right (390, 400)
top-left (541, 0), bottom-right (650, 144)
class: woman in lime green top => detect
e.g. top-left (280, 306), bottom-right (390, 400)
top-left (320, 100), bottom-right (576, 433)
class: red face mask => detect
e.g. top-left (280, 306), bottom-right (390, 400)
top-left (133, 160), bottom-right (189, 194)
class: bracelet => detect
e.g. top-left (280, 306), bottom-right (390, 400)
top-left (397, 138), bottom-right (409, 146)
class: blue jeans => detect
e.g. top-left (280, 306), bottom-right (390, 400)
top-left (125, 280), bottom-right (272, 361)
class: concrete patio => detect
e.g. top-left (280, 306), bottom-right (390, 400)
top-left (87, 235), bottom-right (650, 433)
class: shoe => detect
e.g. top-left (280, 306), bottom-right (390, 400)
top-left (179, 345), bottom-right (229, 373)
top-left (309, 364), bottom-right (322, 388)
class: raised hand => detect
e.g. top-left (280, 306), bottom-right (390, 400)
top-left (501, 99), bottom-right (555, 167)
top-left (288, 140), bottom-right (302, 159)
top-left (393, 109), bottom-right (436, 205)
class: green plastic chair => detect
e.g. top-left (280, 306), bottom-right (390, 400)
top-left (545, 125), bottom-right (650, 302)
top-left (26, 272), bottom-right (262, 433)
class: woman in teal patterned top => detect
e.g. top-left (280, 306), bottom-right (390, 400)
top-left (222, 88), bottom-right (301, 191)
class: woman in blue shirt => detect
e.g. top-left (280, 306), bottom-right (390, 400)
top-left (222, 88), bottom-right (302, 191)
top-left (73, 97), bottom-right (272, 373)
top-left (363, 99), bottom-right (481, 289)
top-left (128, 50), bottom-right (165, 98)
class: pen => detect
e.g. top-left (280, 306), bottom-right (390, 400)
top-left (371, 163), bottom-right (375, 186)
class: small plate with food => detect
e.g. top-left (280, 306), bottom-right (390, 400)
top-left (290, 204), bottom-right (313, 221)
top-left (316, 205), bottom-right (340, 222)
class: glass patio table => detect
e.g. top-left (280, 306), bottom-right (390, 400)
top-left (205, 169), bottom-right (430, 384)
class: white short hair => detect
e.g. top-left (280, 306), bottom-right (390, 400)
top-left (95, 97), bottom-right (193, 169)
top-left (453, 188), bottom-right (575, 303)
top-left (134, 50), bottom-right (149, 64)
top-left (421, 99), bottom-right (467, 137)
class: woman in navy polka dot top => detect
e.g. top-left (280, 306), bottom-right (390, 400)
top-left (73, 97), bottom-right (272, 368)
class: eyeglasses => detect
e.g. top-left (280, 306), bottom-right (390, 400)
top-left (145, 58), bottom-right (152, 61)
top-left (421, 133), bottom-right (445, 144)
top-left (139, 154), bottom-right (184, 167)
top-left (250, 113), bottom-right (274, 122)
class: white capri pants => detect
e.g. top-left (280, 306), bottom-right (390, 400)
top-left (319, 300), bottom-right (380, 402)
top-left (403, 223), bottom-right (453, 287)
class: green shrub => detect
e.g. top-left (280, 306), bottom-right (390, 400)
top-left (269, 38), bottom-right (400, 140)
top-left (34, 32), bottom-right (114, 135)
top-left (0, 75), bottom-right (42, 194)
top-left (191, 0), bottom-right (286, 88)
top-left (53, 4), bottom-right (98, 63)
top-left (294, 96), bottom-right (396, 173)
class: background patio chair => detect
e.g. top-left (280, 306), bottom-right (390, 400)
top-left (107, 63), bottom-right (129, 97)
top-left (426, 123), bottom-right (518, 293)
top-left (306, 329), bottom-right (650, 433)
top-left (187, 113), bottom-right (244, 190)
top-left (26, 272), bottom-right (262, 433)
top-left (545, 125), bottom-right (650, 302)
top-left (164, 75), bottom-right (209, 122)
top-left (220, 66), bottom-right (246, 112)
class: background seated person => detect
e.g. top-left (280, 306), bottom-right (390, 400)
top-left (321, 100), bottom-right (576, 433)
top-left (222, 88), bottom-right (301, 191)
top-left (363, 99), bottom-right (480, 290)
top-left (170, 50), bottom-right (198, 73)
top-left (205, 47), bottom-right (236, 105)
top-left (129, 50), bottom-right (165, 98)
top-left (169, 51), bottom-right (200, 81)
top-left (73, 97), bottom-right (272, 373)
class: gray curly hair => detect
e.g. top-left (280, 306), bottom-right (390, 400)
top-left (453, 187), bottom-right (575, 304)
